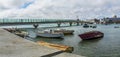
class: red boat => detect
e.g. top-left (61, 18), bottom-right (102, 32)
top-left (79, 31), bottom-right (104, 40)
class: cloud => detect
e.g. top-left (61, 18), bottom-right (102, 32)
top-left (0, 0), bottom-right (120, 19)
top-left (20, 0), bottom-right (35, 8)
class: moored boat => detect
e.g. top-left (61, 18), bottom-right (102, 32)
top-left (83, 24), bottom-right (89, 28)
top-left (14, 31), bottom-right (28, 37)
top-left (89, 24), bottom-right (97, 28)
top-left (78, 31), bottom-right (104, 40)
top-left (114, 26), bottom-right (119, 28)
top-left (36, 30), bottom-right (64, 38)
top-left (54, 29), bottom-right (74, 35)
top-left (4, 28), bottom-right (16, 32)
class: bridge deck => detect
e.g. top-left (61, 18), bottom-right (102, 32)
top-left (0, 19), bottom-right (77, 23)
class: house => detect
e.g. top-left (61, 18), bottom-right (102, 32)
top-left (101, 15), bottom-right (120, 24)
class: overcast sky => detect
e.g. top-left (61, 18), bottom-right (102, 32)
top-left (0, 0), bottom-right (120, 19)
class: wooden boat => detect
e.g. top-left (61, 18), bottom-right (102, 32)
top-left (14, 31), bottom-right (28, 37)
top-left (37, 41), bottom-right (74, 53)
top-left (79, 31), bottom-right (104, 40)
top-left (54, 29), bottom-right (74, 35)
top-left (36, 30), bottom-right (64, 38)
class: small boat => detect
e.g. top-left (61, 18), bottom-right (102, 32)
top-left (92, 26), bottom-right (97, 28)
top-left (83, 24), bottom-right (89, 28)
top-left (89, 24), bottom-right (97, 28)
top-left (114, 26), bottom-right (119, 28)
top-left (14, 31), bottom-right (28, 37)
top-left (36, 30), bottom-right (64, 38)
top-left (37, 41), bottom-right (74, 53)
top-left (78, 31), bottom-right (104, 40)
top-left (54, 29), bottom-right (74, 35)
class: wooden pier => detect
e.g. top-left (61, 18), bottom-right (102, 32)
top-left (0, 28), bottom-right (85, 57)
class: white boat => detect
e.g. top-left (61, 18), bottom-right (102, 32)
top-left (54, 29), bottom-right (74, 35)
top-left (36, 30), bottom-right (64, 38)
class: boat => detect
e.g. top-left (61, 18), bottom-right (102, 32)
top-left (114, 26), bottom-right (119, 28)
top-left (89, 24), bottom-right (97, 28)
top-left (37, 41), bottom-right (74, 53)
top-left (92, 26), bottom-right (97, 28)
top-left (54, 29), bottom-right (74, 35)
top-left (83, 24), bottom-right (89, 28)
top-left (36, 30), bottom-right (64, 38)
top-left (14, 31), bottom-right (28, 37)
top-left (78, 31), bottom-right (104, 40)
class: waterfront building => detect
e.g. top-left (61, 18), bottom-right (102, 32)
top-left (86, 18), bottom-right (100, 24)
top-left (100, 15), bottom-right (120, 24)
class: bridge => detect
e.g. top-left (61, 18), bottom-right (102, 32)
top-left (0, 19), bottom-right (91, 28)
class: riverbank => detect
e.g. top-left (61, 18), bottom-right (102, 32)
top-left (0, 28), bottom-right (84, 57)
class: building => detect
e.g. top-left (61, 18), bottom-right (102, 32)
top-left (86, 18), bottom-right (100, 24)
top-left (101, 15), bottom-right (120, 24)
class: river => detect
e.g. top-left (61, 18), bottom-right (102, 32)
top-left (1, 24), bottom-right (120, 57)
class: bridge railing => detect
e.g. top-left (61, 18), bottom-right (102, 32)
top-left (0, 19), bottom-right (78, 23)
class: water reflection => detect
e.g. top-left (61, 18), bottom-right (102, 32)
top-left (80, 38), bottom-right (102, 44)
top-left (79, 38), bottom-right (102, 48)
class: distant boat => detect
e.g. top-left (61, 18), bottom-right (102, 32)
top-left (114, 26), bottom-right (119, 28)
top-left (54, 29), bottom-right (74, 35)
top-left (36, 30), bottom-right (64, 38)
top-left (78, 31), bottom-right (104, 40)
top-left (83, 24), bottom-right (89, 28)
top-left (92, 26), bottom-right (97, 28)
top-left (90, 25), bottom-right (97, 28)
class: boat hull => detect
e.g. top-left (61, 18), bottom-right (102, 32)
top-left (37, 33), bottom-right (64, 38)
top-left (54, 29), bottom-right (74, 35)
top-left (79, 31), bottom-right (104, 40)
top-left (83, 24), bottom-right (89, 28)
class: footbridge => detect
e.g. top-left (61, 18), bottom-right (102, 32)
top-left (0, 19), bottom-right (91, 28)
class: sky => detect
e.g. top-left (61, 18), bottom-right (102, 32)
top-left (0, 0), bottom-right (120, 20)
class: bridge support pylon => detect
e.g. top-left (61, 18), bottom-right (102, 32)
top-left (69, 22), bottom-right (72, 26)
top-left (76, 19), bottom-right (80, 26)
top-left (57, 22), bottom-right (61, 27)
top-left (76, 22), bottom-right (79, 26)
top-left (33, 24), bottom-right (39, 28)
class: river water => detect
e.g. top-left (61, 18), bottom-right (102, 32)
top-left (1, 24), bottom-right (120, 57)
